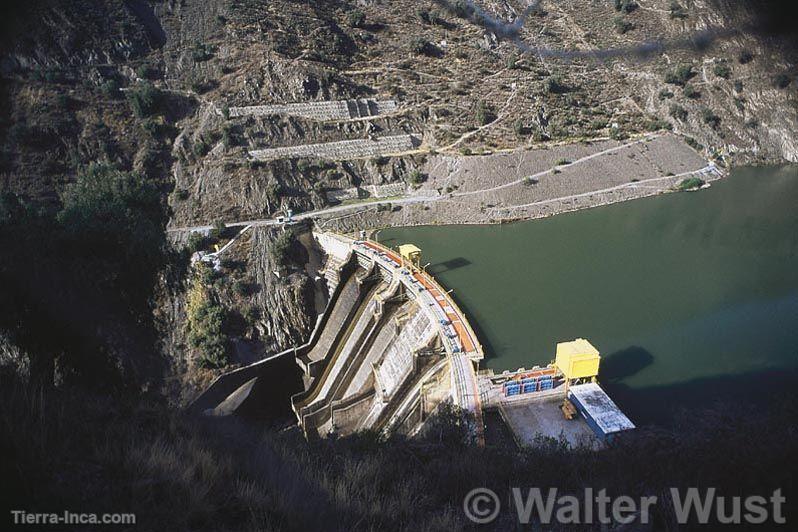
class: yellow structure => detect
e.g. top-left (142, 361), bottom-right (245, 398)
top-left (398, 244), bottom-right (422, 268)
top-left (555, 338), bottom-right (600, 380)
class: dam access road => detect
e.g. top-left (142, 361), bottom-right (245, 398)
top-left (168, 133), bottom-right (719, 235)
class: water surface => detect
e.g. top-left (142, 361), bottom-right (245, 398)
top-left (380, 166), bottom-right (798, 422)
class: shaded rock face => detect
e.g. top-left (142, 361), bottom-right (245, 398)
top-left (0, 1), bottom-right (156, 71)
top-left (248, 227), bottom-right (317, 355)
top-left (157, 225), bottom-right (318, 405)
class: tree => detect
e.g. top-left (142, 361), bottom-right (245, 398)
top-left (271, 229), bottom-right (296, 267)
top-left (58, 163), bottom-right (165, 273)
top-left (126, 82), bottom-right (163, 118)
top-left (475, 100), bottom-right (495, 126)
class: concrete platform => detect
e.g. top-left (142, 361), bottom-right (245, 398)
top-left (499, 396), bottom-right (601, 449)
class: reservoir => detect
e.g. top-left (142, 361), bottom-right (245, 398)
top-left (379, 166), bottom-right (798, 423)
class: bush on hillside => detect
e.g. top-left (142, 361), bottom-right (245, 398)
top-left (126, 82), bottom-right (164, 118)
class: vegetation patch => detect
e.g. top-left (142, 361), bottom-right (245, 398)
top-left (664, 65), bottom-right (696, 86)
top-left (126, 82), bottom-right (165, 118)
top-left (187, 267), bottom-right (229, 369)
top-left (677, 176), bottom-right (705, 191)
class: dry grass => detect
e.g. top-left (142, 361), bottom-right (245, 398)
top-left (2, 369), bottom-right (797, 531)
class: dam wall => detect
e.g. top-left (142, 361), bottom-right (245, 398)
top-left (248, 135), bottom-right (416, 162)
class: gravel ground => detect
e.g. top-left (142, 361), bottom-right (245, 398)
top-left (322, 134), bottom-right (716, 232)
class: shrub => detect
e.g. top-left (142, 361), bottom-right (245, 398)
top-left (187, 232), bottom-right (211, 253)
top-left (514, 120), bottom-right (527, 136)
top-left (192, 42), bottom-right (215, 62)
top-left (451, 0), bottom-right (475, 18)
top-left (411, 38), bottom-right (438, 56)
top-left (190, 78), bottom-right (214, 94)
top-left (647, 119), bottom-right (673, 131)
top-left (544, 76), bottom-right (568, 94)
top-left (610, 127), bottom-right (627, 140)
top-left (669, 1), bottom-right (688, 18)
top-left (614, 17), bottom-right (633, 34)
top-left (678, 177), bottom-right (705, 191)
top-left (505, 54), bottom-right (518, 70)
top-left (713, 63), bottom-right (731, 79)
top-left (100, 79), bottom-right (120, 99)
top-left (701, 108), bottom-right (721, 128)
top-left (347, 9), bottom-right (366, 28)
top-left (233, 279), bottom-right (253, 296)
top-left (193, 138), bottom-right (210, 157)
top-left (684, 136), bottom-right (704, 151)
top-left (669, 104), bottom-right (688, 121)
top-left (658, 89), bottom-right (674, 100)
top-left (210, 219), bottom-right (227, 240)
top-left (408, 169), bottom-right (426, 185)
top-left (774, 73), bottom-right (791, 89)
top-left (614, 0), bottom-right (637, 13)
top-left (737, 50), bottom-right (753, 64)
top-left (141, 118), bottom-right (174, 139)
top-left (244, 305), bottom-right (261, 323)
top-left (664, 65), bottom-right (695, 86)
top-left (126, 82), bottom-right (163, 118)
top-left (222, 124), bottom-right (240, 148)
top-left (187, 273), bottom-right (229, 368)
top-left (136, 64), bottom-right (159, 80)
top-left (683, 85), bottom-right (700, 99)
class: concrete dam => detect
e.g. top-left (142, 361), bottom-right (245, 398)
top-left (190, 231), bottom-right (634, 448)
top-left (292, 232), bottom-right (485, 441)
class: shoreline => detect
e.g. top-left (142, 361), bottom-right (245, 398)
top-left (328, 165), bottom-right (727, 236)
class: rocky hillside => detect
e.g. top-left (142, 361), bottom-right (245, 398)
top-left (0, 0), bottom-right (795, 399)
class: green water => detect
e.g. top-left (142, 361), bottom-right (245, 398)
top-left (380, 166), bottom-right (798, 422)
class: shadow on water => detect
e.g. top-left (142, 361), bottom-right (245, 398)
top-left (600, 346), bottom-right (654, 382)
top-left (427, 257), bottom-right (472, 274)
top-left (604, 368), bottom-right (798, 428)
top-left (377, 235), bottom-right (398, 247)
